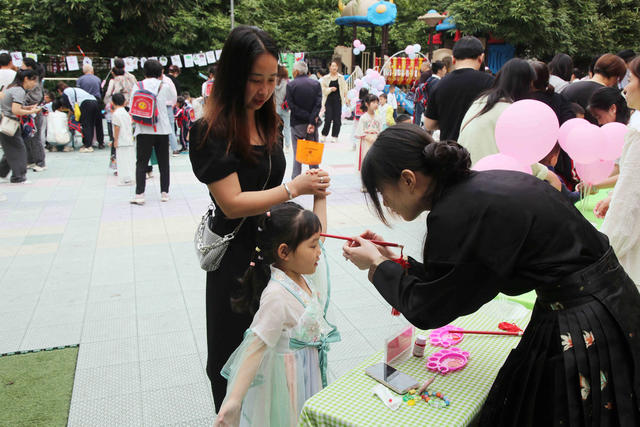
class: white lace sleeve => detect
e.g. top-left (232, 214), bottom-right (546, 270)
top-left (601, 129), bottom-right (640, 258)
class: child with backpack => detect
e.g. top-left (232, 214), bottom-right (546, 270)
top-left (111, 93), bottom-right (135, 186)
top-left (129, 59), bottom-right (172, 205)
top-left (214, 193), bottom-right (340, 427)
top-left (174, 95), bottom-right (193, 153)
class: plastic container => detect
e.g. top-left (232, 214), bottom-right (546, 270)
top-left (413, 334), bottom-right (427, 357)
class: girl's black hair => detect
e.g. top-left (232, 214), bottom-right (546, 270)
top-left (531, 60), bottom-right (554, 95)
top-left (549, 53), bottom-right (573, 81)
top-left (476, 58), bottom-right (535, 117)
top-left (8, 69), bottom-right (38, 89)
top-left (588, 86), bottom-right (630, 124)
top-left (361, 93), bottom-right (379, 113)
top-left (231, 202), bottom-right (322, 315)
top-left (361, 124), bottom-right (471, 225)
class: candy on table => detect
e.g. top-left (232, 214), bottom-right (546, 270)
top-left (407, 399), bottom-right (415, 406)
top-left (408, 389), bottom-right (417, 395)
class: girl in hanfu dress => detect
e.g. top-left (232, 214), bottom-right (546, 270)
top-left (356, 94), bottom-right (382, 173)
top-left (215, 192), bottom-right (340, 427)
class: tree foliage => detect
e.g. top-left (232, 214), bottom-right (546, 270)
top-left (0, 0), bottom-right (638, 63)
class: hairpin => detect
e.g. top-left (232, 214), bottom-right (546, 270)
top-left (255, 247), bottom-right (261, 253)
top-left (257, 226), bottom-right (263, 232)
top-left (249, 261), bottom-right (255, 267)
top-left (257, 256), bottom-right (263, 261)
top-left (266, 211), bottom-right (271, 217)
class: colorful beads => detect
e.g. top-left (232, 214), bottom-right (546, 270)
top-left (401, 390), bottom-right (451, 408)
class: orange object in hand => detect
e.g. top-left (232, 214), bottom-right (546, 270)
top-left (295, 139), bottom-right (325, 165)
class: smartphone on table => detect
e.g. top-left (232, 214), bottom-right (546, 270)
top-left (365, 362), bottom-right (419, 395)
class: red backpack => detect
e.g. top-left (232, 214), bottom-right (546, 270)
top-left (130, 81), bottom-right (163, 131)
top-left (204, 80), bottom-right (214, 98)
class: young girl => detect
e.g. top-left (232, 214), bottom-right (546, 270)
top-left (110, 93), bottom-right (135, 185)
top-left (355, 94), bottom-right (382, 173)
top-left (376, 93), bottom-right (395, 130)
top-left (215, 193), bottom-right (339, 427)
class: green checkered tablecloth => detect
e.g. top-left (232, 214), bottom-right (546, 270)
top-left (299, 299), bottom-right (532, 427)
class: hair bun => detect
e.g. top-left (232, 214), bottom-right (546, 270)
top-left (422, 141), bottom-right (471, 179)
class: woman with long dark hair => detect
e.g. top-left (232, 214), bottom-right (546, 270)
top-left (528, 60), bottom-right (577, 189)
top-left (343, 124), bottom-right (640, 426)
top-left (188, 26), bottom-right (330, 411)
top-left (548, 53), bottom-right (573, 93)
top-left (457, 58), bottom-right (560, 189)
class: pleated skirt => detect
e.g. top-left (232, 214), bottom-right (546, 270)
top-left (480, 248), bottom-right (640, 426)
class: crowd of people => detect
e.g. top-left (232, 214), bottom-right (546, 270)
top-left (183, 26), bottom-right (640, 427)
top-left (1, 24), bottom-right (639, 426)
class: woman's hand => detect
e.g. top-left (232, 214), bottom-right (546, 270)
top-left (289, 169), bottom-right (331, 198)
top-left (594, 195), bottom-right (612, 219)
top-left (576, 181), bottom-right (598, 195)
top-left (359, 230), bottom-right (398, 259)
top-left (214, 399), bottom-right (241, 427)
top-left (343, 236), bottom-right (387, 270)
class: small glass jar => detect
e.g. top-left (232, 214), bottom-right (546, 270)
top-left (413, 334), bottom-right (427, 357)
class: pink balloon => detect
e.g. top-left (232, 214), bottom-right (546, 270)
top-left (574, 160), bottom-right (615, 185)
top-left (564, 124), bottom-right (605, 164)
top-left (405, 45), bottom-right (415, 55)
top-left (472, 154), bottom-right (531, 174)
top-left (599, 122), bottom-right (629, 161)
top-left (558, 118), bottom-right (590, 151)
top-left (353, 39), bottom-right (362, 48)
top-left (495, 100), bottom-right (560, 164)
top-left (355, 79), bottom-right (363, 88)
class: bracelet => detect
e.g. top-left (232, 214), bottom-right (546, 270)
top-left (282, 182), bottom-right (293, 200)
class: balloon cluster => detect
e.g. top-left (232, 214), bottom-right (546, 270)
top-left (345, 68), bottom-right (387, 110)
top-left (353, 40), bottom-right (367, 56)
top-left (472, 100), bottom-right (627, 187)
top-left (558, 119), bottom-right (626, 185)
top-left (404, 44), bottom-right (422, 59)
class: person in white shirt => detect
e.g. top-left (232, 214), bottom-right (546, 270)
top-left (0, 53), bottom-right (16, 92)
top-left (55, 83), bottom-right (102, 152)
top-left (129, 59), bottom-right (172, 205)
top-left (201, 65), bottom-right (216, 100)
top-left (161, 71), bottom-right (179, 155)
top-left (110, 93), bottom-right (135, 186)
top-left (387, 84), bottom-right (398, 119)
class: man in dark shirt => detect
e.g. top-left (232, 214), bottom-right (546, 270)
top-left (285, 60), bottom-right (322, 178)
top-left (76, 64), bottom-right (102, 99)
top-left (76, 64), bottom-right (105, 148)
top-left (424, 36), bottom-right (494, 141)
top-left (167, 65), bottom-right (182, 96)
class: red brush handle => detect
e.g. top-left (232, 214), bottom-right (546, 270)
top-left (458, 330), bottom-right (523, 336)
top-left (320, 233), bottom-right (403, 248)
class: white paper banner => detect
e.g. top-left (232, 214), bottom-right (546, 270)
top-left (171, 55), bottom-right (182, 67)
top-left (110, 58), bottom-right (115, 69)
top-left (124, 57), bottom-right (138, 72)
top-left (215, 50), bottom-right (222, 61)
top-left (10, 52), bottom-right (23, 67)
top-left (206, 51), bottom-right (216, 64)
top-left (159, 56), bottom-right (168, 66)
top-left (82, 57), bottom-right (92, 66)
top-left (149, 56), bottom-right (159, 62)
top-left (140, 57), bottom-right (147, 67)
top-left (66, 56), bottom-right (79, 71)
top-left (183, 54), bottom-right (194, 68)
top-left (25, 53), bottom-right (37, 61)
top-left (194, 52), bottom-right (206, 66)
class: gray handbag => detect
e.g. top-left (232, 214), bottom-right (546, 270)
top-left (195, 155), bottom-right (272, 272)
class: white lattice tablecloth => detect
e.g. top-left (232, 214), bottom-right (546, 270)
top-left (300, 299), bottom-right (532, 426)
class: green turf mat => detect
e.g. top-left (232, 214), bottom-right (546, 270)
top-left (0, 347), bottom-right (78, 427)
top-left (575, 189), bottom-right (609, 228)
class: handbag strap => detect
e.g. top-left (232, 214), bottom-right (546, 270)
top-left (225, 153), bottom-right (273, 238)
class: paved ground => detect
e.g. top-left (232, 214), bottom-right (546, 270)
top-left (0, 121), bottom-right (428, 426)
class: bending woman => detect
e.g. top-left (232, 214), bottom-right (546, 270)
top-left (343, 123), bottom-right (640, 425)
top-left (189, 26), bottom-right (330, 412)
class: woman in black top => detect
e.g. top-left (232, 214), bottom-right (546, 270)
top-left (343, 124), bottom-right (640, 425)
top-left (189, 26), bottom-right (331, 411)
